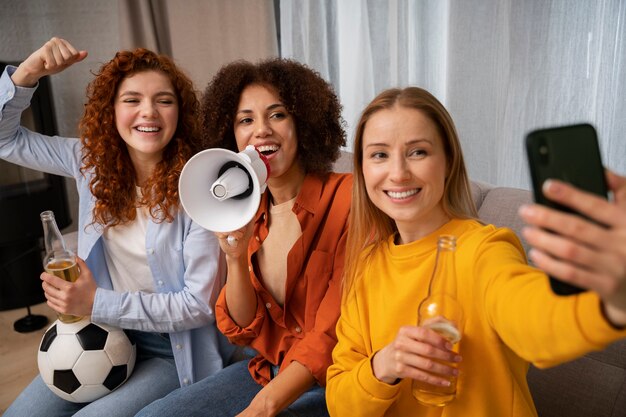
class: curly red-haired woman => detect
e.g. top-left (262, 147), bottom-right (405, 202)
top-left (1, 37), bottom-right (232, 416)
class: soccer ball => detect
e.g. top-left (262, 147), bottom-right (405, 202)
top-left (37, 317), bottom-right (136, 403)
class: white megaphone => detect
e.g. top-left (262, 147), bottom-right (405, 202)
top-left (179, 145), bottom-right (270, 233)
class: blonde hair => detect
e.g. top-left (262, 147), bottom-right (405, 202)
top-left (343, 87), bottom-right (477, 295)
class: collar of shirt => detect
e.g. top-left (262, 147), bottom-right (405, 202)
top-left (253, 173), bottom-right (324, 227)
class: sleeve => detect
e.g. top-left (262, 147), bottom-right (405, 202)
top-left (479, 228), bottom-right (626, 368)
top-left (0, 66), bottom-right (81, 178)
top-left (91, 219), bottom-right (226, 333)
top-left (215, 283), bottom-right (267, 345)
top-left (326, 276), bottom-right (401, 417)
top-left (281, 212), bottom-right (348, 386)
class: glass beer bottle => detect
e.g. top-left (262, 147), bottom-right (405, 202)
top-left (40, 210), bottom-right (82, 323)
top-left (412, 234), bottom-right (463, 407)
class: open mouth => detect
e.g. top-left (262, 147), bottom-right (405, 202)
top-left (385, 188), bottom-right (420, 200)
top-left (135, 126), bottom-right (161, 133)
top-left (257, 144), bottom-right (279, 156)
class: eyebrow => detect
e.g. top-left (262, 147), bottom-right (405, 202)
top-left (365, 138), bottom-right (433, 148)
top-left (118, 91), bottom-right (176, 98)
top-left (236, 103), bottom-right (286, 115)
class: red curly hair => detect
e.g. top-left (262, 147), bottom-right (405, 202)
top-left (79, 48), bottom-right (200, 227)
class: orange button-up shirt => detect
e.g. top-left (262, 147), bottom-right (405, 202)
top-left (216, 172), bottom-right (352, 386)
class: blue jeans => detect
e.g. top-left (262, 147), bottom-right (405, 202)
top-left (135, 360), bottom-right (329, 417)
top-left (4, 332), bottom-right (178, 417)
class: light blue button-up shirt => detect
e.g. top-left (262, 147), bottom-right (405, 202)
top-left (0, 66), bottom-right (234, 386)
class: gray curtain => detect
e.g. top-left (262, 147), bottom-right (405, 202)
top-left (118, 0), bottom-right (279, 92)
top-left (279, 0), bottom-right (626, 190)
top-left (119, 0), bottom-right (173, 56)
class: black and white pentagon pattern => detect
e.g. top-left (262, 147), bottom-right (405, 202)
top-left (37, 318), bottom-right (136, 403)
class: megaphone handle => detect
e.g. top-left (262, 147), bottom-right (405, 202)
top-left (227, 235), bottom-right (238, 247)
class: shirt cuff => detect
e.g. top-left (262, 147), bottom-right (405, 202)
top-left (355, 352), bottom-right (402, 401)
top-left (90, 287), bottom-right (120, 323)
top-left (577, 292), bottom-right (626, 346)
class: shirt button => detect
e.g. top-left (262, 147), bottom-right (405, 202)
top-left (147, 248), bottom-right (154, 254)
top-left (183, 378), bottom-right (189, 385)
top-left (248, 265), bottom-right (252, 272)
top-left (157, 280), bottom-right (164, 286)
top-left (176, 344), bottom-right (183, 350)
top-left (255, 236), bottom-right (260, 242)
top-left (265, 302), bottom-right (271, 309)
top-left (295, 326), bottom-right (302, 333)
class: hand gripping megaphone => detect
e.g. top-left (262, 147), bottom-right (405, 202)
top-left (179, 145), bottom-right (270, 233)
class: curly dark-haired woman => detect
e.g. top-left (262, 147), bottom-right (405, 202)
top-left (137, 59), bottom-right (352, 416)
top-left (1, 38), bottom-right (232, 417)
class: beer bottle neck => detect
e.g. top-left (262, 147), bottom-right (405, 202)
top-left (426, 235), bottom-right (458, 299)
top-left (40, 211), bottom-right (67, 255)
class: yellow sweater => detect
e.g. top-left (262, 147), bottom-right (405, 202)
top-left (327, 219), bottom-right (626, 417)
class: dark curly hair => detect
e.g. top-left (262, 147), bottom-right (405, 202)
top-left (79, 48), bottom-right (200, 227)
top-left (200, 58), bottom-right (346, 175)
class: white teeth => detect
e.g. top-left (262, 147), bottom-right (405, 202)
top-left (136, 126), bottom-right (160, 132)
top-left (387, 189), bottom-right (419, 199)
top-left (257, 145), bottom-right (279, 153)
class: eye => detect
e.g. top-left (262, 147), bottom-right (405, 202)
top-left (409, 148), bottom-right (427, 158)
top-left (369, 151), bottom-right (388, 160)
top-left (270, 112), bottom-right (286, 120)
top-left (122, 98), bottom-right (139, 103)
top-left (157, 99), bottom-right (175, 105)
top-left (238, 117), bottom-right (253, 125)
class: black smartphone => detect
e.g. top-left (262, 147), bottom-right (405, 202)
top-left (525, 123), bottom-right (609, 295)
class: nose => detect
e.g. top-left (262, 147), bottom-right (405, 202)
top-left (389, 155), bottom-right (411, 182)
top-left (140, 101), bottom-right (158, 118)
top-left (254, 119), bottom-right (272, 138)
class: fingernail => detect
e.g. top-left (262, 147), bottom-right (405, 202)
top-left (528, 248), bottom-right (541, 263)
top-left (543, 179), bottom-right (562, 195)
top-left (518, 204), bottom-right (533, 217)
top-left (441, 380), bottom-right (451, 387)
top-left (446, 342), bottom-right (453, 350)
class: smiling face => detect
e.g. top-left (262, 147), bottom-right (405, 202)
top-left (114, 70), bottom-right (178, 166)
top-left (362, 106), bottom-right (450, 243)
top-left (234, 83), bottom-right (302, 184)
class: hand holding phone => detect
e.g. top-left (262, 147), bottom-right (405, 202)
top-left (525, 123), bottom-right (609, 295)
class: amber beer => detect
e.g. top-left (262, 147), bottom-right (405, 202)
top-left (44, 259), bottom-right (82, 323)
top-left (40, 210), bottom-right (83, 323)
top-left (411, 318), bottom-right (461, 406)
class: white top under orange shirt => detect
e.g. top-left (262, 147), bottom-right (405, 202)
top-left (256, 196), bottom-right (301, 305)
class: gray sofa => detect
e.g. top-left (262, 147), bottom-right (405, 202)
top-left (335, 152), bottom-right (626, 417)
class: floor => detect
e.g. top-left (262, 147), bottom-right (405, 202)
top-left (0, 302), bottom-right (57, 414)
